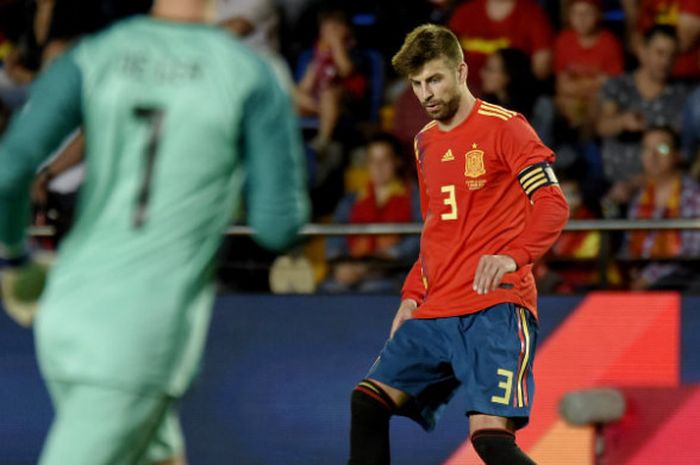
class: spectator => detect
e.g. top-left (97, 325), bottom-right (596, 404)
top-left (623, 0), bottom-right (700, 81)
top-left (596, 25), bottom-right (686, 214)
top-left (448, 0), bottom-right (554, 94)
top-left (480, 47), bottom-right (554, 145)
top-left (622, 126), bottom-right (700, 290)
top-left (296, 6), bottom-right (368, 152)
top-left (321, 133), bottom-right (420, 293)
top-left (554, 0), bottom-right (623, 131)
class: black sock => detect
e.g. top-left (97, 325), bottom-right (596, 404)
top-left (471, 428), bottom-right (537, 465)
top-left (348, 380), bottom-right (396, 465)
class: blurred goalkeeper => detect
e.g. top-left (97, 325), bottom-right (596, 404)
top-left (0, 0), bottom-right (309, 464)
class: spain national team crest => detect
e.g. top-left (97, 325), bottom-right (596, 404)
top-left (464, 148), bottom-right (486, 178)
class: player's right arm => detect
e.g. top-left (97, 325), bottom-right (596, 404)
top-left (397, 138), bottom-right (428, 329)
top-left (241, 59), bottom-right (310, 251)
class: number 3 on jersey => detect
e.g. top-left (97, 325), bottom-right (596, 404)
top-left (132, 106), bottom-right (165, 228)
top-left (441, 185), bottom-right (457, 220)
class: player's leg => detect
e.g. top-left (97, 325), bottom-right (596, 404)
top-left (349, 318), bottom-right (459, 465)
top-left (38, 382), bottom-right (175, 465)
top-left (469, 414), bottom-right (536, 465)
top-left (451, 304), bottom-right (539, 465)
top-left (349, 379), bottom-right (410, 465)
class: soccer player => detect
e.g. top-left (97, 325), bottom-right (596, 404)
top-left (348, 25), bottom-right (569, 465)
top-left (0, 0), bottom-right (309, 464)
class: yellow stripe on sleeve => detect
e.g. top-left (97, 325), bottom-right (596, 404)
top-left (480, 101), bottom-right (516, 117)
top-left (477, 109), bottom-right (509, 121)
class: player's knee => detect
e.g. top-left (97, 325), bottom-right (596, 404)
top-left (471, 429), bottom-right (537, 465)
top-left (351, 379), bottom-right (397, 422)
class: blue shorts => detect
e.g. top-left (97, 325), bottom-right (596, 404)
top-left (368, 303), bottom-right (538, 431)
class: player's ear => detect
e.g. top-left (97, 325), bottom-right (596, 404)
top-left (458, 61), bottom-right (468, 85)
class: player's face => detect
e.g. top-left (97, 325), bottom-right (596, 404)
top-left (569, 2), bottom-right (598, 37)
top-left (409, 58), bottom-right (466, 121)
top-left (641, 130), bottom-right (677, 177)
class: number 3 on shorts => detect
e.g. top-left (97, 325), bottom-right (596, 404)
top-left (490, 368), bottom-right (514, 405)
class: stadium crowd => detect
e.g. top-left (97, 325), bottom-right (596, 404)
top-left (1, 0), bottom-right (700, 294)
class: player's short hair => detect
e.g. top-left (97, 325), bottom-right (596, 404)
top-left (391, 24), bottom-right (464, 77)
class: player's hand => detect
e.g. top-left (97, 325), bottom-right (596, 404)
top-left (473, 255), bottom-right (517, 295)
top-left (390, 298), bottom-right (417, 338)
top-left (0, 255), bottom-right (52, 327)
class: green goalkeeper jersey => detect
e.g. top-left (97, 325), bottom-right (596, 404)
top-left (0, 16), bottom-right (309, 394)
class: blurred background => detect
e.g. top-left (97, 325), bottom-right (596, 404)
top-left (1, 0), bottom-right (700, 463)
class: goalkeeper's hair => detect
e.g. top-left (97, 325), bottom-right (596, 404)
top-left (391, 24), bottom-right (464, 77)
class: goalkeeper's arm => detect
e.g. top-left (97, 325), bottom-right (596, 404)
top-left (0, 49), bottom-right (82, 325)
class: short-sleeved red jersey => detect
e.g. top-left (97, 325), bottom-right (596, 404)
top-left (403, 100), bottom-right (565, 320)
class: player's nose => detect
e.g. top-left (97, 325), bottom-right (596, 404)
top-left (421, 92), bottom-right (435, 105)
top-left (417, 82), bottom-right (433, 101)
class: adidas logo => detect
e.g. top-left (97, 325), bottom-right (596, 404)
top-left (441, 149), bottom-right (455, 162)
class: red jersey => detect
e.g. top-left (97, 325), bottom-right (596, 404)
top-left (554, 29), bottom-right (623, 77)
top-left (403, 100), bottom-right (568, 319)
top-left (448, 0), bottom-right (553, 93)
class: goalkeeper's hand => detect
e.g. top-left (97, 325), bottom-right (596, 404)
top-left (0, 254), bottom-right (52, 327)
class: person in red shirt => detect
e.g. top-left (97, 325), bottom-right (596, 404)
top-left (348, 24), bottom-right (569, 465)
top-left (448, 0), bottom-right (554, 94)
top-left (623, 0), bottom-right (700, 79)
top-left (554, 0), bottom-right (624, 129)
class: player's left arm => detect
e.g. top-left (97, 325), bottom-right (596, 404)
top-left (500, 115), bottom-right (569, 266)
top-left (242, 56), bottom-right (310, 251)
top-left (0, 50), bottom-right (82, 263)
top-left (474, 115), bottom-right (569, 294)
